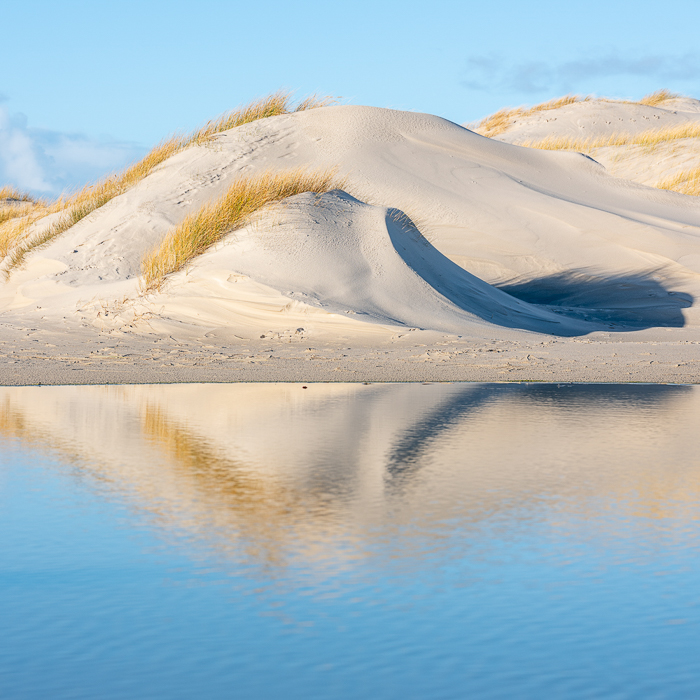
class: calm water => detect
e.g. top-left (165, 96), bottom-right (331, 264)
top-left (1, 382), bottom-right (700, 699)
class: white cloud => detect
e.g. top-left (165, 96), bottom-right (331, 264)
top-left (0, 106), bottom-right (52, 191)
top-left (0, 101), bottom-right (146, 197)
top-left (463, 51), bottom-right (700, 96)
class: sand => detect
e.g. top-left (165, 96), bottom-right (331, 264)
top-left (489, 96), bottom-right (700, 189)
top-left (1, 100), bottom-right (700, 385)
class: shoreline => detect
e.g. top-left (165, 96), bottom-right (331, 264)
top-left (2, 329), bottom-right (698, 386)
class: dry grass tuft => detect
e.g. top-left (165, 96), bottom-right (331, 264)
top-left (2, 91), bottom-right (333, 276)
top-left (0, 188), bottom-right (51, 257)
top-left (477, 91), bottom-right (687, 139)
top-left (638, 89), bottom-right (680, 107)
top-left (190, 91), bottom-right (333, 145)
top-left (475, 95), bottom-right (587, 138)
top-left (141, 167), bottom-right (343, 290)
top-left (520, 122), bottom-right (700, 153)
top-left (0, 186), bottom-right (35, 203)
top-left (656, 167), bottom-right (700, 196)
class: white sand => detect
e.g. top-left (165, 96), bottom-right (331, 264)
top-left (1, 102), bottom-right (700, 384)
top-left (489, 96), bottom-right (700, 189)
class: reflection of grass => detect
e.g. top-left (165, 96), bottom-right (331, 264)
top-left (475, 95), bottom-right (587, 138)
top-left (2, 91), bottom-right (332, 277)
top-left (141, 167), bottom-right (343, 290)
top-left (140, 402), bottom-right (325, 567)
top-left (0, 395), bottom-right (28, 437)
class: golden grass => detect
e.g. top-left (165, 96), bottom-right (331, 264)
top-left (141, 167), bottom-right (343, 290)
top-left (475, 95), bottom-right (587, 138)
top-left (189, 91), bottom-right (333, 145)
top-left (638, 89), bottom-right (680, 107)
top-left (477, 90), bottom-right (687, 139)
top-left (0, 187), bottom-right (42, 225)
top-left (656, 167), bottom-right (700, 196)
top-left (0, 188), bottom-right (51, 257)
top-left (519, 122), bottom-right (700, 153)
top-left (2, 91), bottom-right (332, 277)
top-left (0, 186), bottom-right (35, 202)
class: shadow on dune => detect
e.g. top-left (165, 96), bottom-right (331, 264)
top-left (384, 208), bottom-right (692, 336)
top-left (498, 271), bottom-right (693, 330)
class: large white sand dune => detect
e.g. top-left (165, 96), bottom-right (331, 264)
top-left (2, 104), bottom-right (700, 341)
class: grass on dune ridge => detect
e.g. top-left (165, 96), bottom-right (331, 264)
top-left (519, 122), bottom-right (700, 152)
top-left (638, 89), bottom-right (680, 107)
top-left (476, 88), bottom-right (699, 197)
top-left (475, 95), bottom-right (587, 138)
top-left (475, 89), bottom-right (683, 139)
top-left (141, 168), bottom-right (343, 291)
top-left (656, 167), bottom-right (700, 197)
top-left (2, 91), bottom-right (333, 277)
top-left (0, 188), bottom-right (50, 258)
top-left (0, 186), bottom-right (35, 203)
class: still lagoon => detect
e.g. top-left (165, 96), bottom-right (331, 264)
top-left (1, 382), bottom-right (700, 699)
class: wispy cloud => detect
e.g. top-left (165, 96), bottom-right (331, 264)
top-left (0, 99), bottom-right (146, 196)
top-left (463, 52), bottom-right (700, 95)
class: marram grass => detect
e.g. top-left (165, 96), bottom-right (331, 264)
top-left (0, 186), bottom-right (34, 202)
top-left (476, 90), bottom-right (684, 139)
top-left (141, 168), bottom-right (343, 291)
top-left (2, 91), bottom-right (332, 277)
top-left (475, 95), bottom-right (588, 138)
top-left (638, 89), bottom-right (679, 107)
top-left (519, 122), bottom-right (700, 153)
top-left (656, 167), bottom-right (700, 197)
top-left (0, 189), bottom-right (50, 258)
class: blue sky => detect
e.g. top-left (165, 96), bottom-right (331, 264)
top-left (2, 0), bottom-right (700, 195)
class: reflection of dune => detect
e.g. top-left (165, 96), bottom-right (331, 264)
top-left (1, 384), bottom-right (699, 570)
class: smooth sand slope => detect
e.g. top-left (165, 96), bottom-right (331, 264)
top-left (483, 95), bottom-right (700, 190)
top-left (1, 99), bottom-right (700, 383)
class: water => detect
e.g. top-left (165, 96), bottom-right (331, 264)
top-left (1, 382), bottom-right (700, 699)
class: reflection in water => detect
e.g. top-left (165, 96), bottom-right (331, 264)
top-left (3, 382), bottom-right (700, 699)
top-left (2, 382), bottom-right (700, 567)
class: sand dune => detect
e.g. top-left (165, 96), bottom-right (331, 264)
top-left (484, 96), bottom-right (700, 192)
top-left (1, 97), bottom-right (700, 382)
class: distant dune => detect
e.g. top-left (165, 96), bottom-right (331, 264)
top-left (1, 93), bottom-right (699, 383)
top-left (474, 91), bottom-right (700, 194)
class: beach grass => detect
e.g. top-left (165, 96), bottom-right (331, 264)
top-left (475, 95), bottom-right (588, 138)
top-left (2, 91), bottom-right (332, 277)
top-left (0, 186), bottom-right (35, 203)
top-left (476, 90), bottom-right (685, 139)
top-left (519, 122), bottom-right (700, 153)
top-left (141, 167), bottom-right (343, 291)
top-left (0, 189), bottom-right (50, 258)
top-left (656, 166), bottom-right (700, 196)
top-left (0, 187), bottom-right (43, 226)
top-left (638, 89), bottom-right (680, 106)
